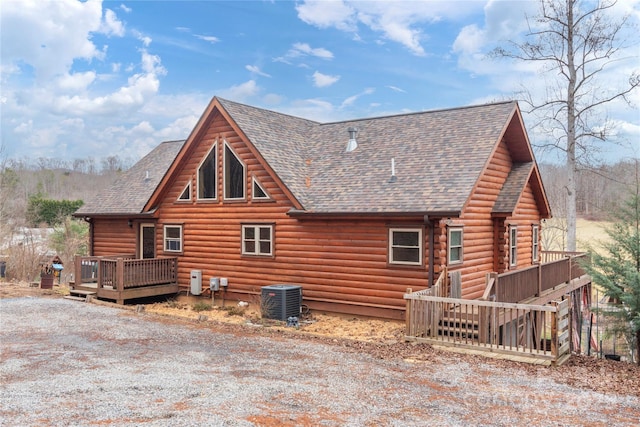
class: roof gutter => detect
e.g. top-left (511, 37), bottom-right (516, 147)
top-left (287, 209), bottom-right (461, 220)
top-left (72, 212), bottom-right (156, 219)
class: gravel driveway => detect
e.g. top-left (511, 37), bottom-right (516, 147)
top-left (1, 298), bottom-right (638, 426)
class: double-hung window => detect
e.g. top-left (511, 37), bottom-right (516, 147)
top-left (164, 225), bottom-right (183, 253)
top-left (509, 226), bottom-right (518, 267)
top-left (532, 224), bottom-right (539, 263)
top-left (242, 224), bottom-right (273, 256)
top-left (448, 227), bottom-right (463, 265)
top-left (389, 228), bottom-right (423, 266)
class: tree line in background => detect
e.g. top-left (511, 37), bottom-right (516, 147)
top-left (1, 152), bottom-right (635, 271)
top-left (541, 160), bottom-right (638, 220)
top-left (0, 152), bottom-right (131, 283)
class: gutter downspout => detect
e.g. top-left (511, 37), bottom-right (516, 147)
top-left (425, 215), bottom-right (434, 287)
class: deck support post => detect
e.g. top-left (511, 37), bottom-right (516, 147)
top-left (74, 255), bottom-right (81, 287)
top-left (405, 288), bottom-right (412, 336)
top-left (116, 258), bottom-right (125, 296)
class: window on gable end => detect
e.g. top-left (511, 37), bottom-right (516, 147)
top-left (197, 142), bottom-right (217, 200)
top-left (252, 177), bottom-right (270, 200)
top-left (224, 142), bottom-right (245, 200)
top-left (178, 181), bottom-right (191, 201)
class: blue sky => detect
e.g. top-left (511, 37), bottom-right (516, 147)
top-left (1, 0), bottom-right (638, 166)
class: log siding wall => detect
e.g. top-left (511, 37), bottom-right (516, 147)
top-left (92, 219), bottom-right (137, 256)
top-left (456, 139), bottom-right (512, 299)
top-left (455, 138), bottom-right (543, 300)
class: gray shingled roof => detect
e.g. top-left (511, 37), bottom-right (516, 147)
top-left (219, 98), bottom-right (517, 213)
top-left (77, 98), bottom-right (522, 217)
top-left (75, 140), bottom-right (185, 215)
top-left (493, 162), bottom-right (533, 214)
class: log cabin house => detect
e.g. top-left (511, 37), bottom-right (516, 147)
top-left (73, 97), bottom-right (589, 327)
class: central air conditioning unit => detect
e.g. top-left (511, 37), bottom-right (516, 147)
top-left (261, 284), bottom-right (302, 321)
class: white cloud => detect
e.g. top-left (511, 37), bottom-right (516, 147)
top-left (280, 98), bottom-right (337, 122)
top-left (155, 115), bottom-right (200, 140)
top-left (119, 4), bottom-right (132, 13)
top-left (296, 0), bottom-right (356, 31)
top-left (0, 0), bottom-right (119, 81)
top-left (283, 42), bottom-right (334, 61)
top-left (194, 34), bottom-right (220, 44)
top-left (101, 9), bottom-right (125, 37)
top-left (218, 80), bottom-right (260, 102)
top-left (131, 120), bottom-right (155, 134)
top-left (246, 65), bottom-right (272, 78)
top-left (340, 87), bottom-right (374, 108)
top-left (55, 71), bottom-right (97, 92)
top-left (132, 30), bottom-right (152, 47)
top-left (60, 118), bottom-right (85, 130)
top-left (387, 85), bottom-right (406, 93)
top-left (313, 71), bottom-right (340, 87)
top-left (296, 0), bottom-right (482, 56)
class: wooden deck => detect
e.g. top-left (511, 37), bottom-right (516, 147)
top-left (404, 252), bottom-right (589, 365)
top-left (73, 255), bottom-right (179, 304)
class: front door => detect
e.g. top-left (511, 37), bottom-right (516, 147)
top-left (140, 224), bottom-right (155, 259)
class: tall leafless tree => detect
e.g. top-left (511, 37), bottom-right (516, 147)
top-left (493, 0), bottom-right (639, 251)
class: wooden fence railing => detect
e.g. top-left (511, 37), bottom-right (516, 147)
top-left (100, 257), bottom-right (178, 291)
top-left (404, 291), bottom-right (571, 364)
top-left (74, 255), bottom-right (177, 292)
top-left (487, 252), bottom-right (588, 303)
top-left (74, 254), bottom-right (135, 284)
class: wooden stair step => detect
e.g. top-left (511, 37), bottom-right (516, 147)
top-left (69, 289), bottom-right (97, 296)
top-left (438, 328), bottom-right (479, 339)
top-left (440, 319), bottom-right (480, 328)
top-left (64, 295), bottom-right (88, 302)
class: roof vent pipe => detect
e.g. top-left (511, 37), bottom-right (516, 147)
top-left (346, 127), bottom-right (358, 152)
top-left (144, 170), bottom-right (150, 180)
top-left (389, 158), bottom-right (397, 183)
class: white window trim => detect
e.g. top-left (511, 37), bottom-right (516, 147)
top-left (448, 227), bottom-right (464, 265)
top-left (509, 226), bottom-right (518, 267)
top-left (177, 181), bottom-right (191, 201)
top-left (242, 224), bottom-right (273, 257)
top-left (252, 176), bottom-right (270, 200)
top-left (163, 225), bottom-right (183, 253)
top-left (223, 140), bottom-right (246, 201)
top-left (532, 224), bottom-right (539, 263)
top-left (196, 140), bottom-right (218, 201)
top-left (388, 228), bottom-right (423, 266)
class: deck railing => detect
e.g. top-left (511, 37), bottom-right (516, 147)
top-left (74, 254), bottom-right (135, 284)
top-left (74, 255), bottom-right (177, 291)
top-left (103, 257), bottom-right (178, 289)
top-left (404, 291), bottom-right (571, 363)
top-left (490, 252), bottom-right (588, 303)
